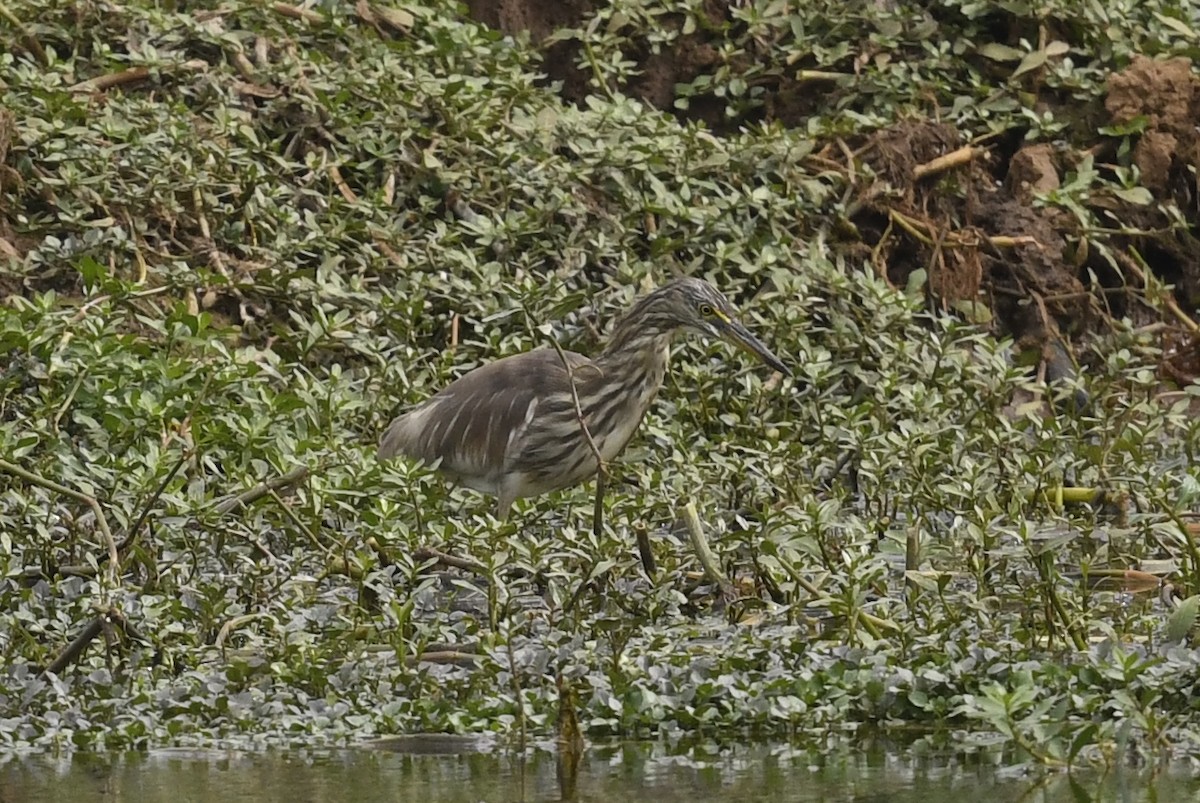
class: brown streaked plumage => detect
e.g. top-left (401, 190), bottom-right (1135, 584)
top-left (379, 277), bottom-right (788, 516)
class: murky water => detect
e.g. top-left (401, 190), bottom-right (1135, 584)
top-left (1, 739), bottom-right (1195, 803)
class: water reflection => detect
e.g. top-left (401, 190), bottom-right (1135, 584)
top-left (1, 738), bottom-right (1195, 803)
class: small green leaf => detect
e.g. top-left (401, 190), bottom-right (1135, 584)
top-left (949, 299), bottom-right (993, 324)
top-left (1165, 595), bottom-right (1200, 643)
top-left (905, 268), bottom-right (927, 297)
top-left (977, 43), bottom-right (1025, 62)
top-left (1099, 115), bottom-right (1149, 136)
top-left (1011, 49), bottom-right (1047, 79)
top-left (1067, 722), bottom-right (1099, 764)
top-left (1111, 186), bottom-right (1153, 205)
top-left (904, 571), bottom-right (943, 592)
top-left (1154, 13), bottom-right (1197, 39)
top-left (75, 255), bottom-right (108, 291)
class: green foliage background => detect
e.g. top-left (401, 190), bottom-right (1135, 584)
top-left (1, 0), bottom-right (1200, 764)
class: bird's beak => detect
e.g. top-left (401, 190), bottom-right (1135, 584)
top-left (714, 312), bottom-right (789, 376)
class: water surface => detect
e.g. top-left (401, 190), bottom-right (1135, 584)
top-left (1, 739), bottom-right (1193, 802)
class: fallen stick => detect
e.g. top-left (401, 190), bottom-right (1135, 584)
top-left (913, 146), bottom-right (987, 181)
top-left (681, 502), bottom-right (737, 601)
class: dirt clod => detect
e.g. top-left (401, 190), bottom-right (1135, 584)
top-left (1105, 55), bottom-right (1198, 137)
top-left (1105, 55), bottom-right (1200, 196)
top-left (863, 120), bottom-right (960, 192)
top-left (1006, 144), bottom-right (1060, 202)
top-left (1133, 131), bottom-right (1177, 193)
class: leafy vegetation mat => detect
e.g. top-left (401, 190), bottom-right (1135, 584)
top-left (2, 0), bottom-right (1200, 768)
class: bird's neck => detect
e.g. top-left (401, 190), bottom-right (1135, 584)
top-left (574, 327), bottom-right (671, 460)
top-left (586, 325), bottom-right (675, 444)
top-left (566, 309), bottom-right (678, 459)
top-left (593, 286), bottom-right (678, 369)
top-left (583, 291), bottom-right (681, 432)
top-left (594, 323), bottom-right (674, 382)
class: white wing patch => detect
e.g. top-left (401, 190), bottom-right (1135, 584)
top-left (505, 398), bottom-right (538, 462)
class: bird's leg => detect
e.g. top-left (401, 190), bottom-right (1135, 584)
top-left (635, 525), bottom-right (656, 578)
top-left (591, 471), bottom-right (606, 539)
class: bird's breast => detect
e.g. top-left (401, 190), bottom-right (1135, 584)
top-left (588, 355), bottom-right (667, 461)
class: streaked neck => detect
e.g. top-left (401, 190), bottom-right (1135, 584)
top-left (595, 315), bottom-right (675, 379)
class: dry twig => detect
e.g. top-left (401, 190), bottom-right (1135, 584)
top-left (271, 2), bottom-right (326, 24)
top-left (913, 146), bottom-right (987, 181)
top-left (413, 545), bottom-right (488, 575)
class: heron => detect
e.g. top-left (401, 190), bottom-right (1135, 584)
top-left (379, 277), bottom-right (788, 520)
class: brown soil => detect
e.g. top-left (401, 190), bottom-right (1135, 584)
top-left (464, 0), bottom-right (597, 103)
top-left (463, 4), bottom-right (1200, 385)
top-left (1005, 144), bottom-right (1060, 202)
top-left (1102, 56), bottom-right (1200, 312)
top-left (466, 0), bottom-right (738, 128)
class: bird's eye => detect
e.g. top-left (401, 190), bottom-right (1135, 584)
top-left (698, 303), bottom-right (714, 317)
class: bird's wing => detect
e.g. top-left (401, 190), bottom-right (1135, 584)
top-left (378, 348), bottom-right (593, 485)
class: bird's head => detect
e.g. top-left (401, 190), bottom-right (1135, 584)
top-left (656, 277), bottom-right (789, 375)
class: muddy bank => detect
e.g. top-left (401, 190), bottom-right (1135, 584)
top-left (463, 2), bottom-right (1200, 383)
